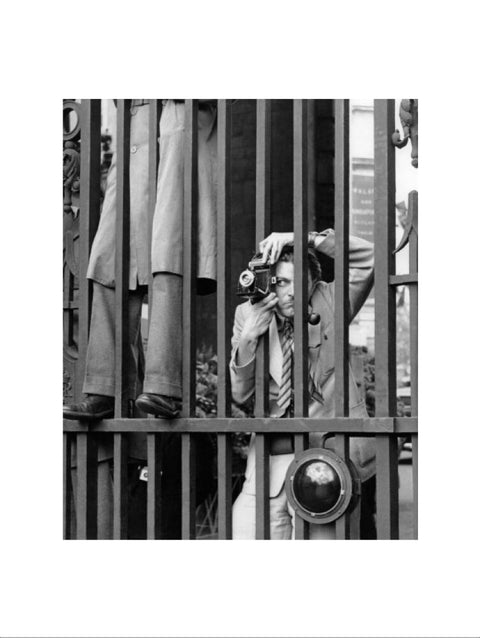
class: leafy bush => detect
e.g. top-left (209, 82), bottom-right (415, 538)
top-left (195, 346), bottom-right (250, 467)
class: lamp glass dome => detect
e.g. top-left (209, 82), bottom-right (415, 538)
top-left (292, 459), bottom-right (342, 514)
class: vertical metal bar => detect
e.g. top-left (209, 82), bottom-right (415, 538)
top-left (334, 99), bottom-right (353, 540)
top-left (408, 190), bottom-right (418, 416)
top-left (182, 433), bottom-right (197, 539)
top-left (292, 99), bottom-right (310, 540)
top-left (334, 99), bottom-right (350, 414)
top-left (215, 100), bottom-right (233, 538)
top-left (306, 100), bottom-right (316, 230)
top-left (294, 434), bottom-right (309, 539)
top-left (254, 100), bottom-right (272, 538)
top-left (182, 100), bottom-right (198, 538)
top-left (147, 433), bottom-right (163, 539)
top-left (114, 99), bottom-right (132, 417)
top-left (374, 99), bottom-right (399, 539)
top-left (146, 102), bottom-right (163, 540)
top-left (255, 433), bottom-right (270, 539)
top-left (147, 100), bottom-right (161, 311)
top-left (293, 99), bottom-right (309, 416)
top-left (409, 189), bottom-right (418, 538)
top-left (255, 100), bottom-right (272, 416)
top-left (374, 99), bottom-right (397, 415)
top-left (217, 434), bottom-right (232, 539)
top-left (113, 433), bottom-right (128, 539)
top-left (216, 100), bottom-right (233, 537)
top-left (335, 436), bottom-right (349, 539)
top-left (334, 436), bottom-right (360, 539)
top-left (217, 99), bottom-right (233, 418)
top-left (76, 433), bottom-right (98, 539)
top-left (412, 434), bottom-right (418, 539)
top-left (182, 99), bottom-right (198, 416)
top-left (63, 433), bottom-right (72, 539)
top-left (77, 100), bottom-right (101, 400)
top-left (376, 435), bottom-right (399, 538)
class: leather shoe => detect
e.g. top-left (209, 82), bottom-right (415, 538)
top-left (63, 394), bottom-right (114, 421)
top-left (135, 393), bottom-right (181, 419)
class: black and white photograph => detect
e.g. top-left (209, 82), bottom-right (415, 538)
top-left (62, 98), bottom-right (418, 542)
top-left (2, 2), bottom-right (480, 637)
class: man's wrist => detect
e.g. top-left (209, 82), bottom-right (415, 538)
top-left (308, 231), bottom-right (321, 250)
top-left (308, 230), bottom-right (331, 252)
top-left (235, 333), bottom-right (259, 367)
top-left (240, 332), bottom-right (259, 348)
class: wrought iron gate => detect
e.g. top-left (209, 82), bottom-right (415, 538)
top-left (63, 99), bottom-right (418, 540)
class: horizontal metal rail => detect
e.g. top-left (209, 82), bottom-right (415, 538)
top-left (389, 273), bottom-right (418, 286)
top-left (63, 416), bottom-right (417, 434)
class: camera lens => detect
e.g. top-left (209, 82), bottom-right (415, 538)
top-left (239, 270), bottom-right (255, 287)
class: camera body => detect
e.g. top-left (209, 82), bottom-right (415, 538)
top-left (237, 253), bottom-right (277, 303)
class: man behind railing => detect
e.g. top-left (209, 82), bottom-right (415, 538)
top-left (230, 229), bottom-right (376, 539)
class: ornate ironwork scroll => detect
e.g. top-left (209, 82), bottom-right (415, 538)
top-left (63, 100), bottom-right (112, 403)
top-left (392, 99), bottom-right (418, 168)
top-left (393, 99), bottom-right (418, 255)
top-left (63, 100), bottom-right (81, 214)
top-left (394, 194), bottom-right (418, 254)
top-left (63, 100), bottom-right (81, 403)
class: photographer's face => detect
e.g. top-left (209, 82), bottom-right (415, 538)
top-left (274, 261), bottom-right (313, 319)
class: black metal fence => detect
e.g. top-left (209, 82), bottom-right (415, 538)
top-left (63, 99), bottom-right (418, 540)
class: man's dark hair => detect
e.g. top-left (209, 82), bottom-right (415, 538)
top-left (278, 246), bottom-right (322, 283)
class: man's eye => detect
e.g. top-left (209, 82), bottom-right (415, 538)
top-left (276, 280), bottom-right (286, 287)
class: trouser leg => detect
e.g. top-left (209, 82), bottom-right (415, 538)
top-left (360, 475), bottom-right (377, 539)
top-left (232, 490), bottom-right (293, 540)
top-left (232, 485), bottom-right (337, 540)
top-left (232, 491), bottom-right (255, 539)
top-left (83, 281), bottom-right (145, 398)
top-left (143, 272), bottom-right (182, 399)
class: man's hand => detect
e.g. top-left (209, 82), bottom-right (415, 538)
top-left (242, 292), bottom-right (278, 341)
top-left (236, 292), bottom-right (278, 366)
top-left (259, 232), bottom-right (294, 265)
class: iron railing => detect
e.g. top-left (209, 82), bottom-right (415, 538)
top-left (63, 99), bottom-right (418, 540)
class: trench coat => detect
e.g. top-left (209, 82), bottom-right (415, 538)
top-left (230, 229), bottom-right (376, 497)
top-left (87, 100), bottom-right (217, 292)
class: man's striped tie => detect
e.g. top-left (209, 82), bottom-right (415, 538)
top-left (277, 320), bottom-right (294, 416)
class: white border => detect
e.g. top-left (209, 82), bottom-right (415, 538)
top-left (1, 1), bottom-right (479, 636)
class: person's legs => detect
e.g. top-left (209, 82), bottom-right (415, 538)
top-left (136, 272), bottom-right (183, 417)
top-left (232, 491), bottom-right (255, 539)
top-left (284, 492), bottom-right (336, 540)
top-left (269, 490), bottom-right (294, 539)
top-left (143, 272), bottom-right (182, 398)
top-left (360, 475), bottom-right (377, 539)
top-left (64, 281), bottom-right (145, 420)
top-left (83, 281), bottom-right (145, 397)
top-left (82, 282), bottom-right (116, 396)
top-left (232, 489), bottom-right (293, 540)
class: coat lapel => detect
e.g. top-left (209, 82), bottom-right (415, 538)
top-left (269, 290), bottom-right (324, 388)
top-left (269, 295), bottom-right (322, 387)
